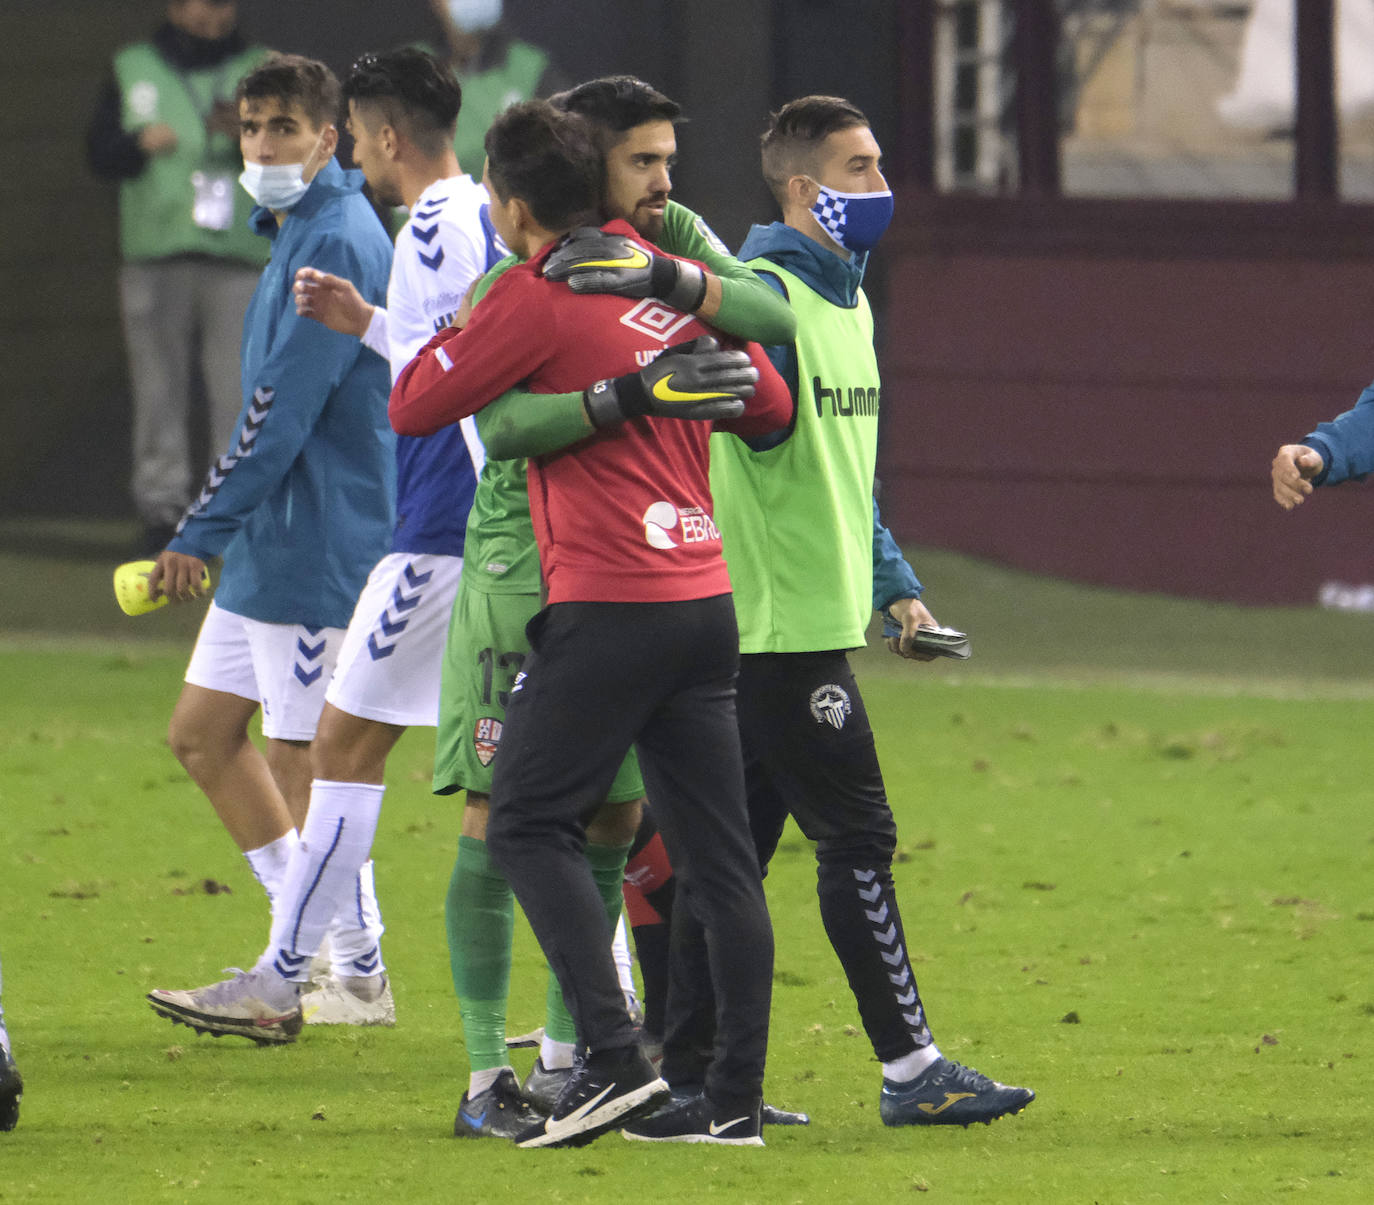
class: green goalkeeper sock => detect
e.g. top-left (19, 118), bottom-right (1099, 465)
top-left (542, 841), bottom-right (633, 1047)
top-left (446, 835), bottom-right (514, 1072)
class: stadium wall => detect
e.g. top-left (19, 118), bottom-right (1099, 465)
top-left (877, 193), bottom-right (1374, 607)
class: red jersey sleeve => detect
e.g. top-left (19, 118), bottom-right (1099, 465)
top-left (716, 340), bottom-right (795, 440)
top-left (389, 268), bottom-right (556, 436)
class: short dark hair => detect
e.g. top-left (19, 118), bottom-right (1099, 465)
top-left (344, 47), bottom-right (462, 159)
top-left (552, 75), bottom-right (681, 148)
top-left (237, 54), bottom-right (341, 130)
top-left (483, 101), bottom-right (603, 232)
top-left (760, 95), bottom-right (870, 205)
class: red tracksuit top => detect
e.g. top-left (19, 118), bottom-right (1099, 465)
top-left (389, 220), bottom-right (794, 605)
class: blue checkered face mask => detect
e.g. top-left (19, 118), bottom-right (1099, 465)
top-left (808, 180), bottom-right (894, 253)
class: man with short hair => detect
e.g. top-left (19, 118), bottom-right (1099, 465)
top-left (149, 47), bottom-right (502, 1044)
top-left (631, 95), bottom-right (1036, 1135)
top-left (391, 98), bottom-right (793, 1148)
top-left (261, 45), bottom-right (503, 1037)
top-left (87, 0), bottom-right (271, 552)
top-left (428, 74), bottom-right (797, 1135)
top-left (144, 54), bottom-right (396, 1045)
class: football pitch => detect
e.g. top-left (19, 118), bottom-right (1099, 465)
top-left (2, 522), bottom-right (1373, 1202)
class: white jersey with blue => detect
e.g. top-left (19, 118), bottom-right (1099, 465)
top-left (384, 175), bottom-right (504, 556)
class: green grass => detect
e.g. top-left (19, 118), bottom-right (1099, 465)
top-left (2, 520), bottom-right (1374, 1201)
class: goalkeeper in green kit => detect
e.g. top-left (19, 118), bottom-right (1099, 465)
top-left (434, 76), bottom-right (796, 1139)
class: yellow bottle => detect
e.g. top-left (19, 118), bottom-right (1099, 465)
top-left (113, 560), bottom-right (210, 616)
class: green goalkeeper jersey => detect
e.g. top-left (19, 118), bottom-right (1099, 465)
top-left (461, 201), bottom-right (796, 596)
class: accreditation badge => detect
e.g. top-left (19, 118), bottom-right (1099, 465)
top-left (191, 170), bottom-right (235, 231)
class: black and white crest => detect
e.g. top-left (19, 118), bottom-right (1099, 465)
top-left (808, 683), bottom-right (852, 730)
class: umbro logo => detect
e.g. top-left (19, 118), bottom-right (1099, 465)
top-left (619, 297), bottom-right (694, 342)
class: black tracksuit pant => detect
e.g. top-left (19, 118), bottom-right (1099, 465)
top-left (486, 595), bottom-right (774, 1109)
top-left (663, 649), bottom-right (933, 1091)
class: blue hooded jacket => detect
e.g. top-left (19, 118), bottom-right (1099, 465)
top-left (170, 159), bottom-right (396, 628)
top-left (1303, 380), bottom-right (1374, 487)
top-left (739, 220), bottom-right (923, 633)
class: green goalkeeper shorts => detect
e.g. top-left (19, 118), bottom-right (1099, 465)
top-left (433, 579), bottom-right (645, 802)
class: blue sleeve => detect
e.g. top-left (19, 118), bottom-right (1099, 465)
top-left (873, 495), bottom-right (923, 638)
top-left (171, 230), bottom-right (381, 560)
top-left (1303, 380), bottom-right (1374, 487)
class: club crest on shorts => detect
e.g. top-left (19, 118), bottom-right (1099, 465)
top-left (809, 684), bottom-right (851, 729)
top-left (473, 717), bottom-right (503, 766)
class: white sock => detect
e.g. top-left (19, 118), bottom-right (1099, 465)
top-left (263, 780), bottom-right (384, 982)
top-left (469, 1066), bottom-right (508, 1097)
top-left (540, 1035), bottom-right (577, 1070)
top-left (883, 1043), bottom-right (942, 1084)
top-left (243, 829), bottom-right (300, 913)
top-left (611, 913), bottom-right (637, 1007)
top-left (328, 858), bottom-right (388, 979)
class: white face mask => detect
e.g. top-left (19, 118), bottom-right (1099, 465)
top-left (239, 131), bottom-right (327, 211)
top-left (446, 0), bottom-right (503, 32)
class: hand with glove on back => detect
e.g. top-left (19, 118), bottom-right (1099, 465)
top-left (545, 225), bottom-right (709, 315)
top-left (581, 335), bottom-right (757, 429)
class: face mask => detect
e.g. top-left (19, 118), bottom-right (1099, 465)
top-left (446, 0), bottom-right (503, 32)
top-left (239, 132), bottom-right (326, 211)
top-left (808, 181), bottom-right (894, 253)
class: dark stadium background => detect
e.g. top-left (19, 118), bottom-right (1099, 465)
top-left (7, 1), bottom-right (1374, 606)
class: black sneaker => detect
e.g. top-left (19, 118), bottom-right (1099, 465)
top-left (879, 1057), bottom-right (1035, 1127)
top-left (515, 1045), bottom-right (667, 1149)
top-left (622, 1092), bottom-right (763, 1145)
top-left (0, 1043), bottom-right (21, 1133)
top-left (454, 1068), bottom-right (546, 1140)
top-left (521, 1055), bottom-right (575, 1112)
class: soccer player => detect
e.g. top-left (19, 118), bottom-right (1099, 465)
top-left (149, 48), bottom-right (505, 1044)
top-left (0, 957), bottom-right (20, 1132)
top-left (391, 99), bottom-right (794, 1148)
top-left (428, 75), bottom-right (797, 1136)
top-left (144, 55), bottom-right (396, 1045)
top-left (631, 95), bottom-right (1037, 1134)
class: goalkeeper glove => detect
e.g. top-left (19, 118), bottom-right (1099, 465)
top-left (583, 336), bottom-right (757, 429)
top-left (545, 227), bottom-right (708, 313)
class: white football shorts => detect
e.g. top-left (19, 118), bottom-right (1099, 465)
top-left (325, 552), bottom-right (464, 728)
top-left (184, 601), bottom-right (345, 741)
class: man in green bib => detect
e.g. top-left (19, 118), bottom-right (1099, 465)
top-left (628, 95), bottom-right (1037, 1139)
top-left (426, 0), bottom-right (561, 175)
top-left (87, 0), bottom-right (270, 552)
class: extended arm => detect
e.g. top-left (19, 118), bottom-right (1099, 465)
top-left (390, 271), bottom-right (555, 436)
top-left (478, 207), bottom-right (799, 459)
top-left (1300, 382), bottom-right (1374, 487)
top-left (1270, 381), bottom-right (1374, 508)
top-left (545, 204), bottom-right (796, 346)
top-left (478, 337), bottom-right (761, 458)
top-left (293, 266), bottom-right (388, 355)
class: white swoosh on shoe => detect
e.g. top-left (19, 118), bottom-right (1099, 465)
top-left (545, 1084), bottom-right (616, 1139)
top-left (709, 1116), bottom-right (749, 1136)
